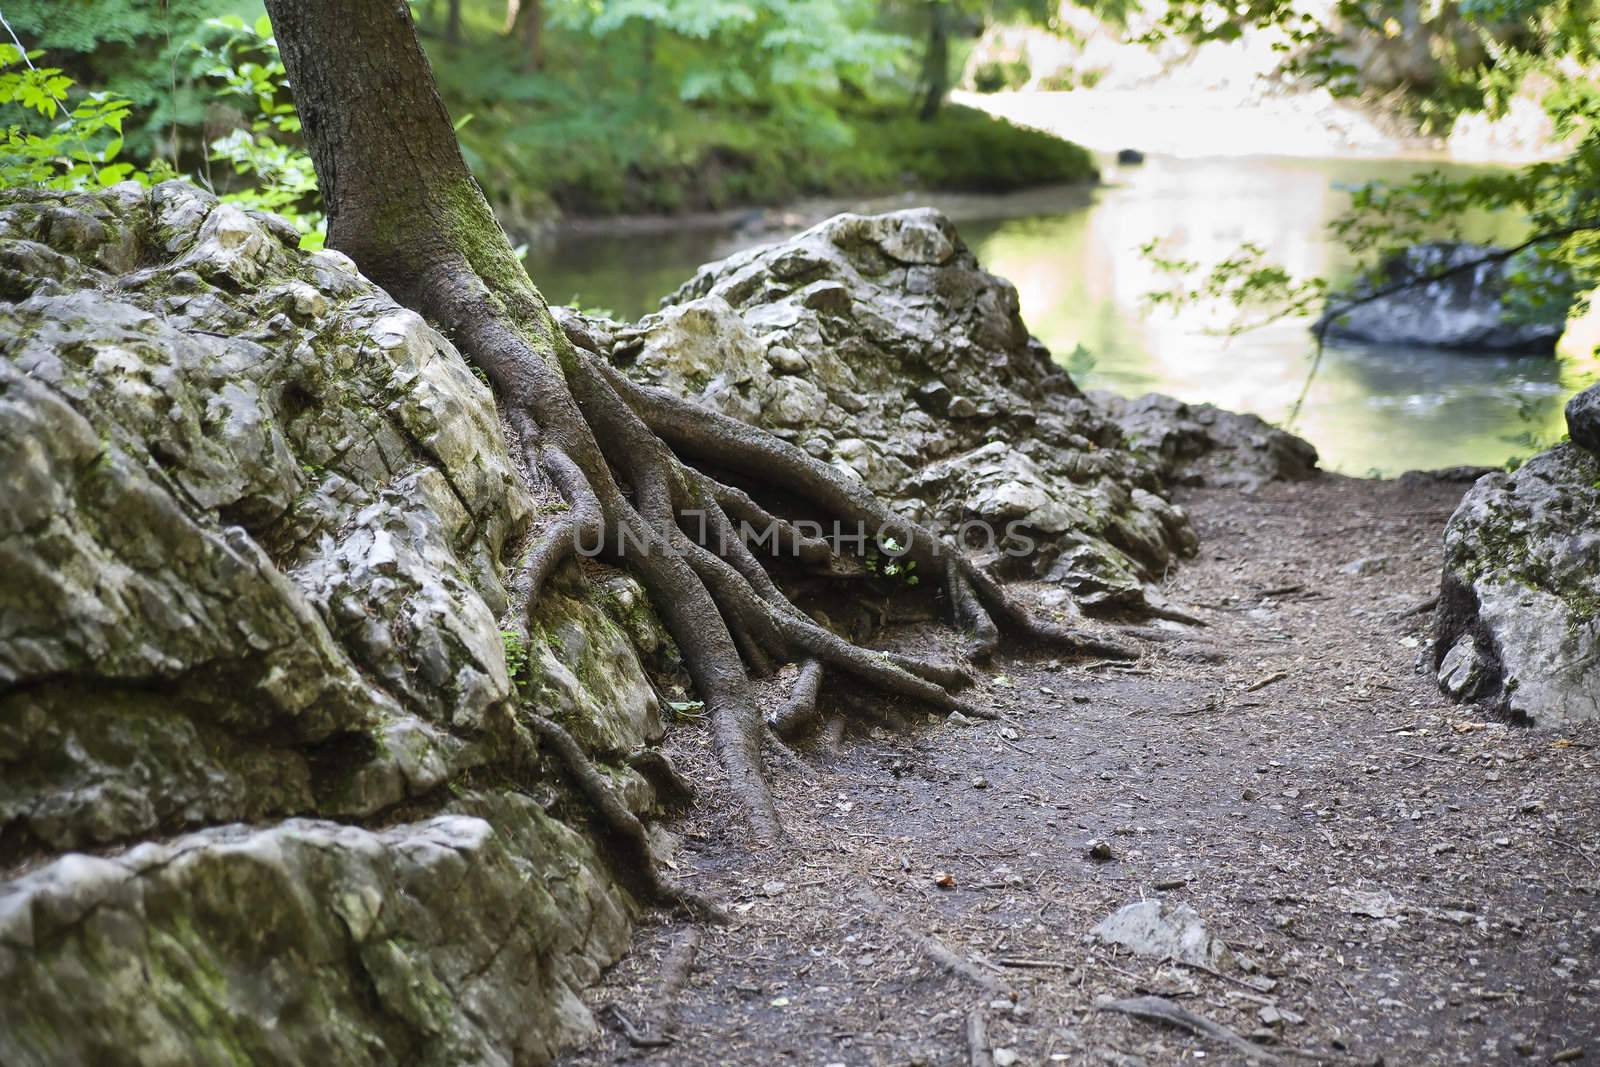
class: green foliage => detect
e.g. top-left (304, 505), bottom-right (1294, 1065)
top-left (0, 42), bottom-right (171, 189)
top-left (0, 0), bottom-right (254, 157)
top-left (7, 0), bottom-right (1094, 231)
top-left (863, 536), bottom-right (920, 585)
top-left (560, 0), bottom-right (908, 109)
top-left (0, 10), bottom-right (320, 245)
top-left (189, 15), bottom-right (323, 246)
top-left (501, 629), bottom-right (530, 682)
top-left (1142, 0), bottom-right (1600, 346)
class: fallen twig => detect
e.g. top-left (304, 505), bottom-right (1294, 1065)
top-left (601, 1003), bottom-right (673, 1049)
top-left (1096, 994), bottom-right (1281, 1064)
top-left (855, 886), bottom-right (1010, 997)
top-left (1245, 671), bottom-right (1290, 693)
top-left (1397, 750), bottom-right (1457, 764)
top-left (966, 1008), bottom-right (994, 1067)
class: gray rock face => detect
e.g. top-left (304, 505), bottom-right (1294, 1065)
top-left (1567, 383), bottom-right (1600, 456)
top-left (1316, 241), bottom-right (1572, 352)
top-left (1091, 391), bottom-right (1319, 490)
top-left (0, 797), bottom-right (631, 1067)
top-left (1434, 444), bottom-right (1600, 727)
top-left (0, 184), bottom-right (664, 1064)
top-left (565, 209), bottom-right (1307, 614)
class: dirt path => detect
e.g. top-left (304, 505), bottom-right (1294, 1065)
top-left (563, 475), bottom-right (1600, 1067)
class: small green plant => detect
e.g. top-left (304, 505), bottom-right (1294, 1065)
top-left (500, 628), bottom-right (530, 681)
top-left (666, 699), bottom-right (706, 719)
top-left (863, 536), bottom-right (919, 585)
top-left (1063, 343), bottom-right (1097, 380)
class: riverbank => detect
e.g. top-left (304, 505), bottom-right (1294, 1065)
top-left (481, 104), bottom-right (1098, 235)
top-left (953, 86), bottom-right (1447, 161)
top-left (564, 472), bottom-right (1600, 1066)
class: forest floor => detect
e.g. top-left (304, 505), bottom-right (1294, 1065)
top-left (562, 473), bottom-right (1600, 1067)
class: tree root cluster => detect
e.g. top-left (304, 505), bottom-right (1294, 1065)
top-left (500, 338), bottom-right (1137, 845)
top-left (263, 0), bottom-right (1146, 925)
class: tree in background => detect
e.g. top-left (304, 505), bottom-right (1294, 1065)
top-left (4, 0), bottom-right (1095, 224)
top-left (504, 0), bottom-right (544, 72)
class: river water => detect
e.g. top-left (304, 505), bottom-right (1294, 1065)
top-left (525, 154), bottom-right (1597, 476)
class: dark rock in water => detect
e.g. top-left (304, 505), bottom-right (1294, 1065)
top-left (1116, 148), bottom-right (1146, 165)
top-left (1316, 241), bottom-right (1574, 352)
top-left (1434, 443), bottom-right (1600, 727)
top-left (1566, 383), bottom-right (1600, 456)
top-left (1091, 391), bottom-right (1320, 490)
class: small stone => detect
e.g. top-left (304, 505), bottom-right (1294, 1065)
top-left (1087, 839), bottom-right (1116, 861)
top-left (946, 395), bottom-right (979, 419)
top-left (914, 379), bottom-right (952, 413)
top-left (1090, 899), bottom-right (1230, 969)
top-left (993, 1049), bottom-right (1019, 1067)
top-left (972, 775), bottom-right (989, 789)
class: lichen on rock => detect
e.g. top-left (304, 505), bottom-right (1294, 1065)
top-left (0, 182), bottom-right (662, 1064)
top-left (1433, 431), bottom-right (1600, 727)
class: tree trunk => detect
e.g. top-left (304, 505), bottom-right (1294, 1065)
top-left (504, 0), bottom-right (544, 71)
top-left (445, 0), bottom-right (462, 45)
top-left (919, 1), bottom-right (950, 122)
top-left (261, 0), bottom-right (1126, 849)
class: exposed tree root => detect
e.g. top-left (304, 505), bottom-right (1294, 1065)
top-left (601, 926), bottom-right (704, 1050)
top-left (967, 1009), bottom-right (995, 1067)
top-left (520, 447), bottom-right (603, 607)
top-left (626, 748), bottom-right (697, 809)
top-left (768, 659), bottom-right (824, 738)
top-left (265, 0), bottom-right (1145, 852)
top-left (526, 713), bottom-right (728, 924)
top-left (1096, 995), bottom-right (1280, 1064)
top-left (820, 714), bottom-right (848, 752)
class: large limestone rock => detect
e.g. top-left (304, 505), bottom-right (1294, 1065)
top-left (1434, 438), bottom-right (1600, 727)
top-left (1091, 391), bottom-right (1319, 490)
top-left (1316, 241), bottom-right (1573, 353)
top-left (563, 210), bottom-right (1314, 614)
top-left (0, 184), bottom-right (665, 1064)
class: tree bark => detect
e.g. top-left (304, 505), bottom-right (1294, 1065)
top-left (919, 1), bottom-right (950, 121)
top-left (445, 0), bottom-right (462, 45)
top-left (505, 0), bottom-right (544, 71)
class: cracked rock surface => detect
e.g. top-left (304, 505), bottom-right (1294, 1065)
top-left (0, 183), bottom-right (661, 1065)
top-left (1434, 430), bottom-right (1600, 727)
top-left (563, 209), bottom-right (1314, 614)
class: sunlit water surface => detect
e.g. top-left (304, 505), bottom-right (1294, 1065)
top-left (525, 155), bottom-right (1597, 476)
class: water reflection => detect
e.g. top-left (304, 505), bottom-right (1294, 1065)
top-left (525, 155), bottom-right (1597, 476)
